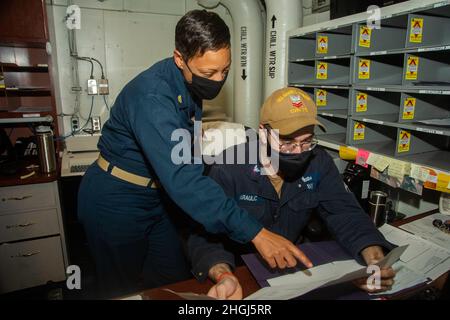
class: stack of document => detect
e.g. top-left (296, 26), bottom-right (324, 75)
top-left (245, 246), bottom-right (408, 300)
top-left (380, 222), bottom-right (450, 283)
top-left (244, 217), bottom-right (450, 300)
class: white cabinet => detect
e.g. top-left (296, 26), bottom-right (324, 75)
top-left (0, 181), bottom-right (68, 294)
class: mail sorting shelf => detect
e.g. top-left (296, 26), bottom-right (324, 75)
top-left (289, 26), bottom-right (353, 61)
top-left (315, 115), bottom-right (348, 145)
top-left (315, 26), bottom-right (353, 57)
top-left (347, 118), bottom-right (398, 157)
top-left (289, 57), bottom-right (351, 86)
top-left (287, 1), bottom-right (450, 175)
top-left (348, 112), bottom-right (450, 171)
top-left (314, 87), bottom-right (350, 119)
top-left (406, 9), bottom-right (450, 49)
top-left (398, 91), bottom-right (450, 123)
top-left (353, 15), bottom-right (409, 55)
top-left (402, 49), bottom-right (450, 88)
top-left (352, 53), bottom-right (404, 86)
top-left (291, 85), bottom-right (315, 99)
top-left (394, 128), bottom-right (450, 171)
top-left (289, 85), bottom-right (350, 119)
top-left (350, 87), bottom-right (401, 123)
top-left (289, 33), bottom-right (316, 61)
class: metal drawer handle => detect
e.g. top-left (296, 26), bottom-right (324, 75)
top-left (13, 251), bottom-right (41, 258)
top-left (6, 222), bottom-right (36, 229)
top-left (2, 195), bottom-right (32, 202)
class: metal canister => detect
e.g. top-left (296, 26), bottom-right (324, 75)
top-left (368, 191), bottom-right (388, 227)
top-left (36, 126), bottom-right (56, 173)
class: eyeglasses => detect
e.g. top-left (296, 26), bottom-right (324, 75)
top-left (279, 137), bottom-right (318, 153)
top-left (266, 127), bottom-right (318, 154)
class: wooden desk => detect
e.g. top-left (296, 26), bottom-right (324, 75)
top-left (137, 211), bottom-right (449, 300)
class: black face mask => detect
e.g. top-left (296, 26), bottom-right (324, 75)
top-left (185, 62), bottom-right (227, 100)
top-left (264, 128), bottom-right (315, 181)
top-left (276, 150), bottom-right (314, 182)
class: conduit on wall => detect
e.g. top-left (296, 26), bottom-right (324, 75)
top-left (264, 0), bottom-right (303, 99)
top-left (198, 0), bottom-right (264, 129)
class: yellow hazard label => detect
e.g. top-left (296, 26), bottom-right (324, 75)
top-left (356, 92), bottom-right (368, 113)
top-left (398, 130), bottom-right (411, 153)
top-left (316, 62), bottom-right (328, 80)
top-left (359, 26), bottom-right (372, 48)
top-left (410, 18), bottom-right (424, 43)
top-left (358, 59), bottom-right (371, 80)
top-left (354, 122), bottom-right (365, 141)
top-left (317, 36), bottom-right (328, 54)
top-left (316, 89), bottom-right (327, 107)
top-left (405, 56), bottom-right (419, 80)
top-left (402, 97), bottom-right (416, 120)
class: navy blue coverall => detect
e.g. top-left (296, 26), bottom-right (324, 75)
top-left (77, 58), bottom-right (263, 295)
top-left (187, 141), bottom-right (394, 281)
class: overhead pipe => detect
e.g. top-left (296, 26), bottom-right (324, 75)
top-left (264, 0), bottom-right (303, 99)
top-left (198, 0), bottom-right (264, 129)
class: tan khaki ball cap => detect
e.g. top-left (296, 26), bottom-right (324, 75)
top-left (260, 87), bottom-right (326, 136)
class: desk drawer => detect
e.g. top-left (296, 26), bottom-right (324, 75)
top-left (0, 209), bottom-right (60, 243)
top-left (0, 236), bottom-right (66, 294)
top-left (0, 183), bottom-right (56, 214)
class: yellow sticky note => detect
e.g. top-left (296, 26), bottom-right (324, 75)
top-left (353, 122), bottom-right (365, 141)
top-left (405, 56), bottom-right (419, 80)
top-left (316, 62), bottom-right (328, 80)
top-left (437, 173), bottom-right (450, 192)
top-left (398, 130), bottom-right (411, 153)
top-left (366, 153), bottom-right (379, 166)
top-left (373, 156), bottom-right (390, 172)
top-left (402, 97), bottom-right (416, 120)
top-left (388, 160), bottom-right (411, 180)
top-left (358, 59), bottom-right (371, 80)
top-left (356, 92), bottom-right (368, 113)
top-left (339, 146), bottom-right (358, 161)
top-left (359, 26), bottom-right (372, 48)
top-left (410, 164), bottom-right (430, 182)
top-left (410, 18), bottom-right (423, 43)
top-left (317, 36), bottom-right (328, 54)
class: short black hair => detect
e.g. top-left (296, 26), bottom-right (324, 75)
top-left (175, 10), bottom-right (230, 62)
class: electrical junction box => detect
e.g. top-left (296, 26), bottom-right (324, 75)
top-left (87, 78), bottom-right (98, 95)
top-left (98, 78), bottom-right (109, 95)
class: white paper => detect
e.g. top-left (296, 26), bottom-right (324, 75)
top-left (244, 280), bottom-right (328, 300)
top-left (252, 246), bottom-right (407, 300)
top-left (267, 262), bottom-right (345, 287)
top-left (408, 246), bottom-right (450, 275)
top-left (425, 257), bottom-right (450, 281)
top-left (370, 261), bottom-right (429, 296)
top-left (400, 213), bottom-right (450, 250)
top-left (322, 245), bottom-right (408, 288)
top-left (379, 223), bottom-right (450, 284)
top-left (380, 224), bottom-right (431, 262)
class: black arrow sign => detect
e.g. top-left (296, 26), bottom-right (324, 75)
top-left (241, 69), bottom-right (247, 80)
top-left (271, 15), bottom-right (277, 29)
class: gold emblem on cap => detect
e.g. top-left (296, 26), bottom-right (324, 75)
top-left (178, 95), bottom-right (183, 104)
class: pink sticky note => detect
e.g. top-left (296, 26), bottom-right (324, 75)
top-left (355, 149), bottom-right (370, 168)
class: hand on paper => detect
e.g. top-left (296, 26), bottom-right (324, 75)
top-left (353, 245), bottom-right (396, 293)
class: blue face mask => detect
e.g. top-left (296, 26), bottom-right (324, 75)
top-left (184, 62), bottom-right (228, 100)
